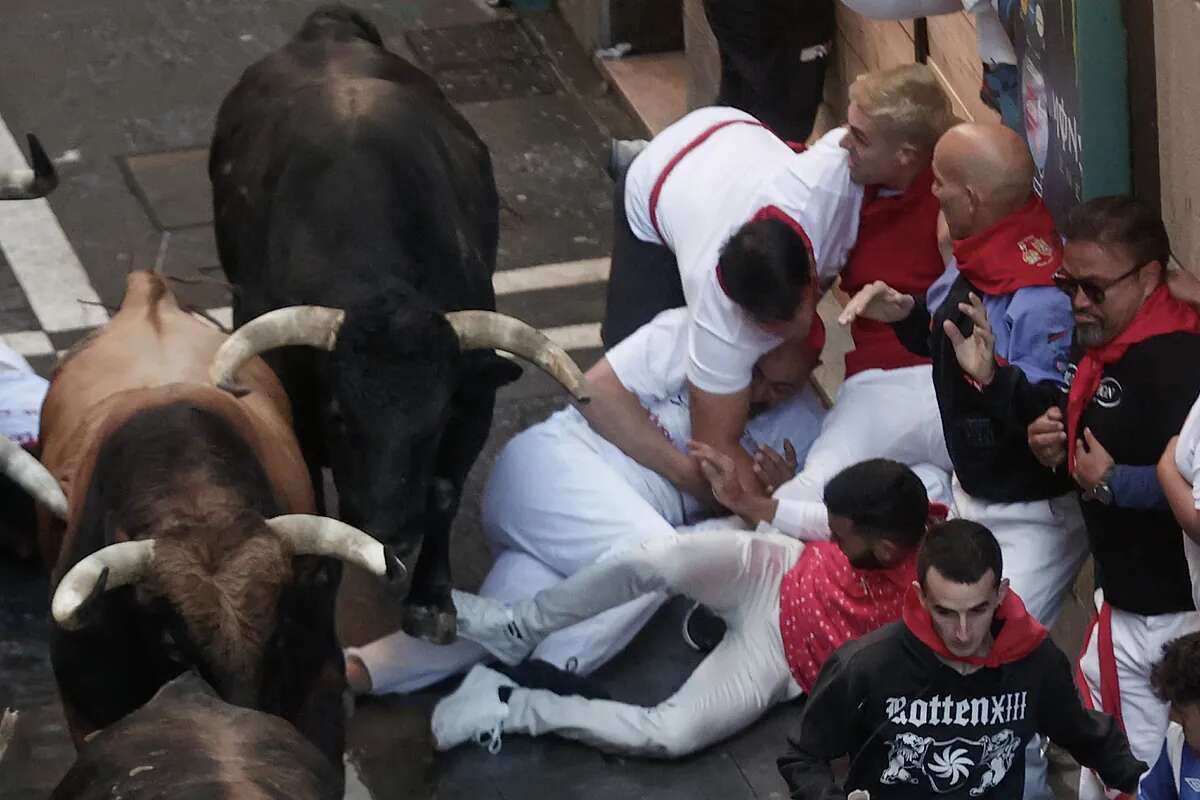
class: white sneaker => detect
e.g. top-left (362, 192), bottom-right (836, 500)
top-left (452, 589), bottom-right (536, 665)
top-left (431, 664), bottom-right (515, 753)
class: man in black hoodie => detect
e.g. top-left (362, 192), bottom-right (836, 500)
top-left (778, 519), bottom-right (1144, 799)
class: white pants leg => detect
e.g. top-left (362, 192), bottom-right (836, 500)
top-left (1077, 595), bottom-right (1200, 799)
top-left (771, 366), bottom-right (952, 534)
top-left (952, 480), bottom-right (1090, 800)
top-left (503, 531), bottom-right (804, 757)
top-left (951, 480), bottom-right (1089, 628)
top-left (480, 420), bottom-right (684, 673)
top-left (349, 550), bottom-right (562, 694)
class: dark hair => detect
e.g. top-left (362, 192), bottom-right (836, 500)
top-left (916, 519), bottom-right (1003, 588)
top-left (823, 459), bottom-right (928, 550)
top-left (1062, 195), bottom-right (1171, 269)
top-left (1151, 631), bottom-right (1200, 707)
top-left (717, 217), bottom-right (813, 324)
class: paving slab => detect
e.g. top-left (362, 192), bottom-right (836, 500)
top-left (406, 20), bottom-right (540, 67)
top-left (459, 94), bottom-right (614, 271)
top-left (0, 253), bottom-right (39, 333)
top-left (121, 147), bottom-right (212, 230)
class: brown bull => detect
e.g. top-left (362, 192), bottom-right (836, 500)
top-left (0, 272), bottom-right (398, 770)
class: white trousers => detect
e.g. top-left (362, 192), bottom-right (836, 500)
top-left (350, 420), bottom-right (681, 693)
top-left (771, 366), bottom-right (953, 536)
top-left (952, 480), bottom-right (1090, 800)
top-left (504, 530), bottom-right (803, 758)
top-left (1077, 594), bottom-right (1200, 800)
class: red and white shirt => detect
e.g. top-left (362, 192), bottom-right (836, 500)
top-left (777, 542), bottom-right (915, 693)
top-left (624, 107), bottom-right (863, 395)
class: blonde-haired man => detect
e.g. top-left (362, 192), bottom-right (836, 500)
top-left (722, 64), bottom-right (960, 541)
top-left (603, 64), bottom-right (960, 553)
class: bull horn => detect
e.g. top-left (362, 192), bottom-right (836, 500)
top-left (0, 436), bottom-right (68, 520)
top-left (266, 514), bottom-right (405, 582)
top-left (444, 310), bottom-right (590, 403)
top-left (52, 539), bottom-right (156, 630)
top-left (0, 134), bottom-right (58, 200)
top-left (210, 306), bottom-right (345, 395)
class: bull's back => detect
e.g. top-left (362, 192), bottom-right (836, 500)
top-left (212, 47), bottom-right (499, 312)
top-left (38, 273), bottom-right (306, 562)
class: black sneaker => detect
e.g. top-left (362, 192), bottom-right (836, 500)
top-left (681, 601), bottom-right (726, 653)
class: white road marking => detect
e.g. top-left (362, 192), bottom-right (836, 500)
top-left (541, 322), bottom-right (602, 351)
top-left (492, 257), bottom-right (609, 295)
top-left (1, 330), bottom-right (53, 357)
top-left (0, 113), bottom-right (108, 332)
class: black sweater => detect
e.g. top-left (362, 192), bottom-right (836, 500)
top-left (778, 622), bottom-right (1145, 799)
top-left (977, 332), bottom-right (1200, 615)
top-left (893, 273), bottom-right (1075, 503)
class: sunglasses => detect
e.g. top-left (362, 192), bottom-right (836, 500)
top-left (1052, 262), bottom-right (1146, 305)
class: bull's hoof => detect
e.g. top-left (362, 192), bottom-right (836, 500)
top-left (401, 603), bottom-right (457, 644)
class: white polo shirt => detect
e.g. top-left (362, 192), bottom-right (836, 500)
top-left (1173, 397), bottom-right (1200, 609)
top-left (623, 106), bottom-right (863, 394)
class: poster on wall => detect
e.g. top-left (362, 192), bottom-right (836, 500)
top-left (998, 0), bottom-right (1131, 223)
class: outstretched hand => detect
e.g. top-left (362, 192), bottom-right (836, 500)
top-left (943, 293), bottom-right (996, 387)
top-left (838, 281), bottom-right (915, 326)
top-left (753, 440), bottom-right (797, 495)
top-left (688, 440), bottom-right (776, 525)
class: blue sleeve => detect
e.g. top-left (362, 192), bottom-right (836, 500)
top-left (1000, 286), bottom-right (1074, 386)
top-left (1138, 740), bottom-right (1179, 800)
top-left (1110, 464), bottom-right (1171, 510)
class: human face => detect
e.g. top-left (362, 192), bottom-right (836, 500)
top-left (841, 103), bottom-right (909, 188)
top-left (1060, 240), bottom-right (1159, 348)
top-left (749, 342), bottom-right (818, 417)
top-left (1170, 702), bottom-right (1200, 754)
top-left (829, 515), bottom-right (897, 570)
top-left (930, 144), bottom-right (976, 240)
top-left (917, 567), bottom-right (1009, 659)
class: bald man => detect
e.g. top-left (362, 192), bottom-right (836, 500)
top-left (840, 123), bottom-right (1082, 799)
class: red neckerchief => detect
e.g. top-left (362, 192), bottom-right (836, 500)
top-left (951, 195), bottom-right (1061, 295)
top-left (1067, 284), bottom-right (1200, 471)
top-left (902, 586), bottom-right (1047, 667)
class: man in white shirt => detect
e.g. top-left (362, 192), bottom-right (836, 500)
top-left (345, 308), bottom-right (827, 694)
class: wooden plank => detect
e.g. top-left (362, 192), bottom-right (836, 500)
top-left (838, 6), bottom-right (916, 72)
top-left (926, 11), bottom-right (999, 124)
top-left (1155, 0), bottom-right (1200, 272)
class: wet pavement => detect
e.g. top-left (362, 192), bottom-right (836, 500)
top-left (0, 1), bottom-right (803, 798)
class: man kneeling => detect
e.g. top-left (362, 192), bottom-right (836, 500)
top-left (431, 459), bottom-right (938, 758)
top-left (778, 519), bottom-right (1146, 798)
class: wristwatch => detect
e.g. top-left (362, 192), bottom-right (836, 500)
top-left (1085, 466), bottom-right (1115, 505)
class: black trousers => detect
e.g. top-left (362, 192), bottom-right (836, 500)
top-left (600, 169), bottom-right (686, 350)
top-left (702, 0), bottom-right (834, 143)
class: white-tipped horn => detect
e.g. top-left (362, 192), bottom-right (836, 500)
top-left (210, 306), bottom-right (346, 395)
top-left (52, 539), bottom-right (156, 630)
top-left (266, 514), bottom-right (404, 581)
top-left (0, 436), bottom-right (68, 520)
top-left (0, 134), bottom-right (58, 200)
top-left (444, 310), bottom-right (591, 403)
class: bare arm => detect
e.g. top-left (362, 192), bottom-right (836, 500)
top-left (577, 357), bottom-right (709, 499)
top-left (1159, 436), bottom-right (1200, 544)
top-left (688, 380), bottom-right (763, 500)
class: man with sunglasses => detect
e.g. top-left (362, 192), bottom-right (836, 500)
top-left (838, 122), bottom-right (1082, 797)
top-left (942, 196), bottom-right (1200, 798)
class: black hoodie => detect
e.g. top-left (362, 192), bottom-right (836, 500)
top-left (778, 590), bottom-right (1145, 799)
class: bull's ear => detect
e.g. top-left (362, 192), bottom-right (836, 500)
top-left (466, 352), bottom-right (523, 389)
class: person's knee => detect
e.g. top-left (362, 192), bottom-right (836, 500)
top-left (643, 709), bottom-right (706, 758)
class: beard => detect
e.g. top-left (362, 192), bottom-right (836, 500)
top-left (1075, 320), bottom-right (1106, 348)
top-left (848, 550), bottom-right (887, 570)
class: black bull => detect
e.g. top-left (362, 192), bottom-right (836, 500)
top-left (208, 5), bottom-right (588, 642)
top-left (51, 671), bottom-right (342, 800)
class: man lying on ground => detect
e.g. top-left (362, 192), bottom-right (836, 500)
top-left (345, 307), bottom-right (827, 694)
top-left (430, 460), bottom-right (943, 758)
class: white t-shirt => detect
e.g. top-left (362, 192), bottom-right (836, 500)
top-left (624, 106), bottom-right (863, 394)
top-left (548, 308), bottom-right (826, 525)
top-left (1173, 397), bottom-right (1200, 609)
top-left (0, 343), bottom-right (47, 447)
